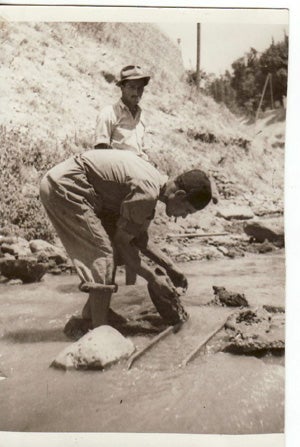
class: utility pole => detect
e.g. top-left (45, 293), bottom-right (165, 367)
top-left (255, 73), bottom-right (270, 122)
top-left (269, 73), bottom-right (274, 109)
top-left (196, 23), bottom-right (201, 90)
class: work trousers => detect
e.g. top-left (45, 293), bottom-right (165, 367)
top-left (39, 156), bottom-right (114, 285)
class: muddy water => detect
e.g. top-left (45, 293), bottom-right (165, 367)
top-left (0, 252), bottom-right (284, 433)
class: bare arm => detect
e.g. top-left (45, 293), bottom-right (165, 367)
top-left (94, 106), bottom-right (115, 149)
top-left (113, 228), bottom-right (156, 283)
top-left (134, 235), bottom-right (188, 290)
top-left (113, 228), bottom-right (178, 296)
top-left (137, 238), bottom-right (174, 270)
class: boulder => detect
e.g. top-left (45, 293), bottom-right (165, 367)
top-left (0, 257), bottom-right (48, 283)
top-left (51, 325), bottom-right (135, 370)
top-left (216, 205), bottom-right (254, 221)
top-left (224, 308), bottom-right (285, 354)
top-left (243, 218), bottom-right (284, 246)
top-left (30, 239), bottom-right (68, 264)
top-left (1, 237), bottom-right (32, 257)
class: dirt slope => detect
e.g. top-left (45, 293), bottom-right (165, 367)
top-left (0, 21), bottom-right (285, 241)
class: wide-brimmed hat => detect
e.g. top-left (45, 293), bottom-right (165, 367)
top-left (116, 65), bottom-right (151, 87)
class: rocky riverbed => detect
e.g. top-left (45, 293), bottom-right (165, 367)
top-left (0, 202), bottom-right (284, 284)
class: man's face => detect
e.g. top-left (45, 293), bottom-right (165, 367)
top-left (166, 191), bottom-right (197, 219)
top-left (121, 79), bottom-right (145, 109)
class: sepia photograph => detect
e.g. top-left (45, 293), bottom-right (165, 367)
top-left (0, 2), bottom-right (296, 446)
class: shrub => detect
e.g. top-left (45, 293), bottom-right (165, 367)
top-left (0, 126), bottom-right (78, 241)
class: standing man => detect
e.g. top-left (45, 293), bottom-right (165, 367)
top-left (94, 65), bottom-right (150, 160)
top-left (40, 149), bottom-right (212, 331)
top-left (95, 65), bottom-right (151, 283)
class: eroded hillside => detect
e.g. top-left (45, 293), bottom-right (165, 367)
top-left (0, 21), bottom-right (285, 243)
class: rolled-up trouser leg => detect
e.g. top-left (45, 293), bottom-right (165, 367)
top-left (40, 169), bottom-right (115, 326)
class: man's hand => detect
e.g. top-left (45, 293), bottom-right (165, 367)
top-left (166, 265), bottom-right (188, 291)
top-left (150, 274), bottom-right (179, 300)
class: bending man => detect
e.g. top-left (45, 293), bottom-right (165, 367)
top-left (40, 149), bottom-right (212, 328)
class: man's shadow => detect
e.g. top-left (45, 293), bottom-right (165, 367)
top-left (3, 327), bottom-right (68, 343)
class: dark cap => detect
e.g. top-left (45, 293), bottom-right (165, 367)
top-left (175, 169), bottom-right (212, 210)
top-left (116, 65), bottom-right (151, 87)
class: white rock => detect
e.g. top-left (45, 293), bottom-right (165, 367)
top-left (51, 325), bottom-right (135, 370)
top-left (29, 239), bottom-right (53, 252)
top-left (29, 239), bottom-right (67, 264)
top-left (1, 237), bottom-right (31, 257)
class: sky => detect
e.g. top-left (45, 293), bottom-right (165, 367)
top-left (158, 22), bottom-right (289, 75)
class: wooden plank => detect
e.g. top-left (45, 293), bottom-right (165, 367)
top-left (127, 323), bottom-right (182, 370)
top-left (166, 232), bottom-right (228, 239)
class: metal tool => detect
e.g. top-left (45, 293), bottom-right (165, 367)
top-left (73, 259), bottom-right (118, 327)
top-left (73, 259), bottom-right (118, 293)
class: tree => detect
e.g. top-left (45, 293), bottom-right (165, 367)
top-left (259, 34), bottom-right (288, 105)
top-left (193, 34), bottom-right (288, 116)
top-left (230, 47), bottom-right (262, 114)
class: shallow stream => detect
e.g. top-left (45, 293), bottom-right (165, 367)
top-left (0, 252), bottom-right (285, 433)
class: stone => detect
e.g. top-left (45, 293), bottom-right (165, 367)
top-left (223, 308), bottom-right (285, 354)
top-left (7, 279), bottom-right (23, 286)
top-left (51, 325), bottom-right (135, 370)
top-left (217, 246), bottom-right (229, 256)
top-left (1, 237), bottom-right (32, 257)
top-left (263, 304), bottom-right (285, 313)
top-left (29, 239), bottom-right (68, 264)
top-left (258, 241), bottom-right (274, 253)
top-left (216, 205), bottom-right (254, 221)
top-left (0, 236), bottom-right (19, 245)
top-left (3, 253), bottom-right (15, 260)
top-left (243, 218), bottom-right (284, 246)
top-left (0, 257), bottom-right (48, 283)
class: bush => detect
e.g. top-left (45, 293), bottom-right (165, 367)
top-left (0, 126), bottom-right (78, 241)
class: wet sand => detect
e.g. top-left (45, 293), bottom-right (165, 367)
top-left (0, 251), bottom-right (284, 433)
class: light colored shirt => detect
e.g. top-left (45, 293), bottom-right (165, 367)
top-left (94, 99), bottom-right (147, 159)
top-left (79, 150), bottom-right (167, 237)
